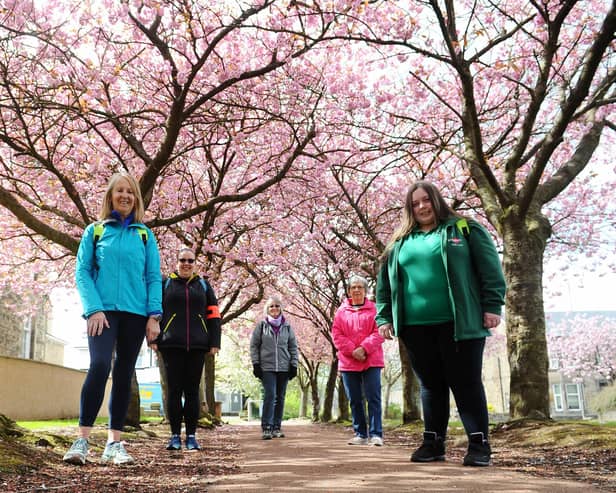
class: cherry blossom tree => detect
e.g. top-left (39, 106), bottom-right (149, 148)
top-left (321, 0), bottom-right (616, 419)
top-left (547, 314), bottom-right (616, 383)
top-left (1, 0), bottom-right (614, 424)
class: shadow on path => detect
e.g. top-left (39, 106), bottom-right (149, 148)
top-left (208, 420), bottom-right (597, 492)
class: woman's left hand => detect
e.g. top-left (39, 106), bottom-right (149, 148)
top-left (483, 312), bottom-right (501, 329)
top-left (209, 347), bottom-right (220, 356)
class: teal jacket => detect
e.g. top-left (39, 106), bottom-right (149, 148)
top-left (375, 218), bottom-right (506, 341)
top-left (75, 218), bottom-right (162, 319)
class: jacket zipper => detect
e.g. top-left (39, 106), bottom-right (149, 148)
top-left (185, 283), bottom-right (190, 351)
top-left (198, 314), bottom-right (208, 334)
top-left (162, 313), bottom-right (176, 333)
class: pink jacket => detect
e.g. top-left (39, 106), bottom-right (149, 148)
top-left (332, 298), bottom-right (385, 372)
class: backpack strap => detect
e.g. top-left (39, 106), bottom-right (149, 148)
top-left (164, 275), bottom-right (206, 293)
top-left (93, 222), bottom-right (105, 246)
top-left (136, 226), bottom-right (148, 245)
top-left (92, 222), bottom-right (148, 245)
top-left (456, 218), bottom-right (470, 239)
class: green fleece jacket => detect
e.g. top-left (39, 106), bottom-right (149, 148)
top-left (375, 217), bottom-right (506, 341)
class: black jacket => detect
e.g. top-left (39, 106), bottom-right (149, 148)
top-left (157, 273), bottom-right (222, 351)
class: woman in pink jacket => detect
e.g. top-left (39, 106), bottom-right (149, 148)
top-left (332, 275), bottom-right (385, 446)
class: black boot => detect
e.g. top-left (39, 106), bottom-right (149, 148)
top-left (463, 432), bottom-right (491, 466)
top-left (410, 431), bottom-right (446, 462)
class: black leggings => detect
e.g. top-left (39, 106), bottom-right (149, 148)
top-left (399, 322), bottom-right (489, 439)
top-left (80, 311), bottom-right (146, 430)
top-left (160, 348), bottom-right (206, 435)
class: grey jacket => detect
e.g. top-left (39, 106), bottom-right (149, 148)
top-left (250, 320), bottom-right (298, 372)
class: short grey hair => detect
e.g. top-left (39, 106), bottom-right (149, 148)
top-left (348, 275), bottom-right (368, 290)
top-left (263, 295), bottom-right (284, 317)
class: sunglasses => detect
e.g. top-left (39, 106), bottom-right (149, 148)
top-left (269, 304), bottom-right (281, 308)
top-left (178, 258), bottom-right (195, 264)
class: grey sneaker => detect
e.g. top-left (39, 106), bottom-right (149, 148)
top-left (369, 436), bottom-right (384, 446)
top-left (347, 435), bottom-right (368, 445)
top-left (101, 441), bottom-right (135, 465)
top-left (63, 437), bottom-right (89, 465)
top-left (272, 429), bottom-right (285, 438)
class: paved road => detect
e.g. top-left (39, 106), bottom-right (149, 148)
top-left (208, 421), bottom-right (598, 492)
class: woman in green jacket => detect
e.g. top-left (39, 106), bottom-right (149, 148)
top-left (376, 180), bottom-right (505, 467)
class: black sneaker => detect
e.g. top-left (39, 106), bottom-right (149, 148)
top-left (262, 429), bottom-right (273, 440)
top-left (463, 432), bottom-right (491, 466)
top-left (272, 429), bottom-right (285, 438)
top-left (410, 431), bottom-right (446, 462)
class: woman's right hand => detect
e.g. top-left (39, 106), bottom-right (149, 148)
top-left (378, 323), bottom-right (394, 340)
top-left (87, 311), bottom-right (109, 336)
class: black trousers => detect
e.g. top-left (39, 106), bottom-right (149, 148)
top-left (399, 321), bottom-right (489, 439)
top-left (160, 348), bottom-right (206, 435)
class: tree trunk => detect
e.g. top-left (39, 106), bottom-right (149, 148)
top-left (203, 353), bottom-right (215, 417)
top-left (337, 375), bottom-right (350, 421)
top-left (299, 384), bottom-right (309, 418)
top-left (320, 358), bottom-right (338, 422)
top-left (502, 212), bottom-right (551, 419)
top-left (125, 372), bottom-right (141, 428)
top-left (383, 381), bottom-right (392, 419)
top-left (399, 338), bottom-right (421, 423)
top-left (310, 374), bottom-right (320, 422)
top-left (157, 351), bottom-right (168, 420)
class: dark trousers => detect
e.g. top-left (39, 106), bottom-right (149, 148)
top-left (80, 311), bottom-right (146, 430)
top-left (261, 371), bottom-right (289, 431)
top-left (399, 322), bottom-right (489, 439)
top-left (160, 348), bottom-right (206, 435)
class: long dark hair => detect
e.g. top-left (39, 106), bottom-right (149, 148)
top-left (382, 180), bottom-right (461, 257)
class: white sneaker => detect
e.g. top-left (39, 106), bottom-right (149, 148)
top-left (369, 436), bottom-right (384, 446)
top-left (101, 441), bottom-right (135, 465)
top-left (63, 437), bottom-right (89, 465)
top-left (347, 435), bottom-right (368, 445)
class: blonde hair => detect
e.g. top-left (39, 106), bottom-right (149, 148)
top-left (382, 180), bottom-right (461, 258)
top-left (263, 295), bottom-right (284, 317)
top-left (98, 172), bottom-right (145, 222)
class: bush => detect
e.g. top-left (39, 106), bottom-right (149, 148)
top-left (590, 382), bottom-right (616, 414)
top-left (283, 385), bottom-right (301, 420)
top-left (385, 403), bottom-right (402, 420)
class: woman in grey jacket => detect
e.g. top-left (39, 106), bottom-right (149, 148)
top-left (250, 296), bottom-right (298, 440)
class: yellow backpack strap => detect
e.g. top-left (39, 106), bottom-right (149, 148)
top-left (456, 218), bottom-right (470, 238)
top-left (93, 222), bottom-right (105, 245)
top-left (136, 226), bottom-right (148, 245)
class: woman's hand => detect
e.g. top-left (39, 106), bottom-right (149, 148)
top-left (483, 312), bottom-right (501, 329)
top-left (209, 347), bottom-right (220, 356)
top-left (352, 346), bottom-right (367, 361)
top-left (87, 311), bottom-right (109, 336)
top-left (378, 323), bottom-right (394, 340)
top-left (146, 317), bottom-right (161, 345)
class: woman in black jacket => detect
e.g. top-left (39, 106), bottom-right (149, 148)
top-left (156, 248), bottom-right (222, 451)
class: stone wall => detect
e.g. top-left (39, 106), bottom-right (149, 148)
top-left (0, 355), bottom-right (110, 420)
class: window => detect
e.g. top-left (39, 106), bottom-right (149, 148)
top-left (565, 383), bottom-right (581, 410)
top-left (548, 357), bottom-right (559, 370)
top-left (22, 316), bottom-right (32, 359)
top-left (552, 384), bottom-right (563, 411)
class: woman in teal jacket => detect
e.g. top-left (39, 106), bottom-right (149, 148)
top-left (64, 172), bottom-right (162, 467)
top-left (376, 180), bottom-right (505, 467)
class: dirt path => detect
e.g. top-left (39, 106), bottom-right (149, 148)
top-left (208, 421), bottom-right (600, 492)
